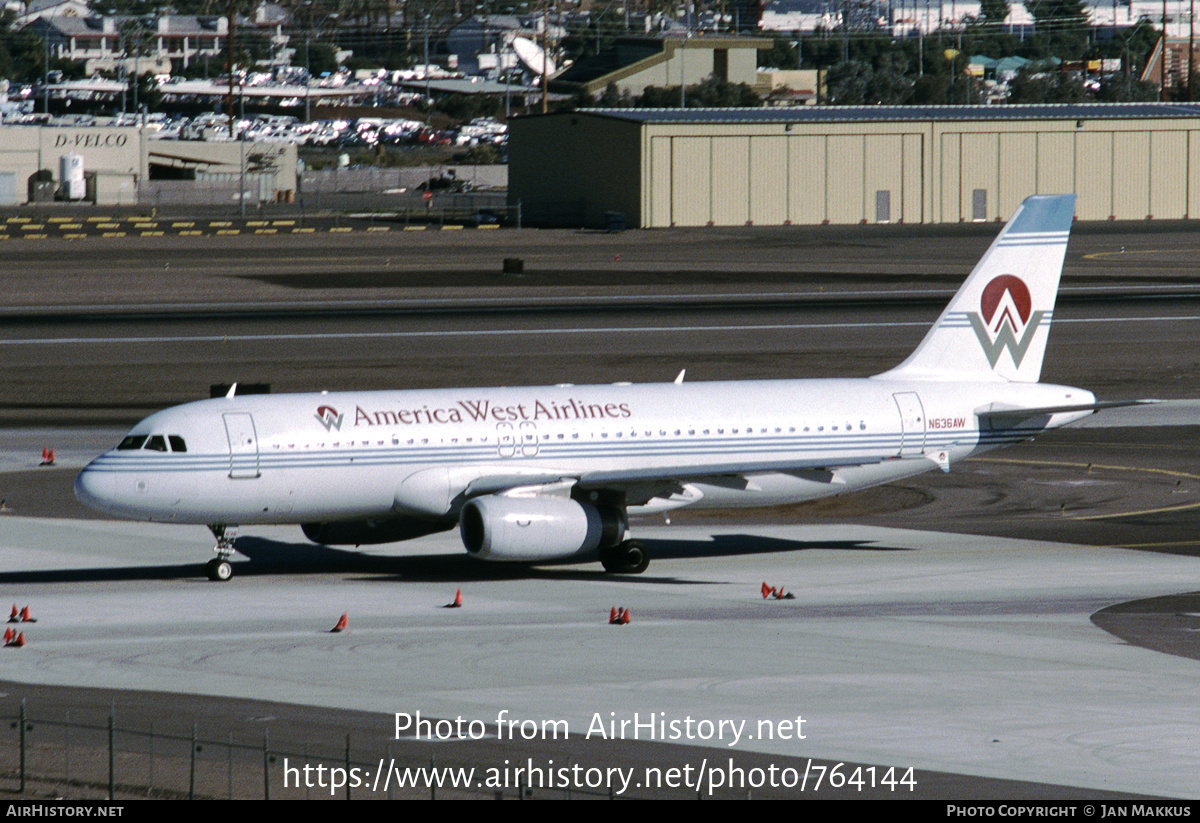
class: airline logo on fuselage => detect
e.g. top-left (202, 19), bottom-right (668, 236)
top-left (967, 275), bottom-right (1046, 368)
top-left (313, 398), bottom-right (633, 428)
top-left (315, 406), bottom-right (344, 431)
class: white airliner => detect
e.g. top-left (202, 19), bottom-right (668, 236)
top-left (77, 194), bottom-right (1117, 581)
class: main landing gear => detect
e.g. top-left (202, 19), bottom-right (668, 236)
top-left (599, 539), bottom-right (650, 575)
top-left (206, 524), bottom-right (238, 582)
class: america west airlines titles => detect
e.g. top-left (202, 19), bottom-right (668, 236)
top-left (320, 397), bottom-right (635, 430)
top-left (319, 397), bottom-right (971, 432)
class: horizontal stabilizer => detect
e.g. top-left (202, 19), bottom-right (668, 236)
top-left (976, 399), bottom-right (1159, 421)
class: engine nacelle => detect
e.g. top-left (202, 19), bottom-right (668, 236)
top-left (302, 517), bottom-right (453, 546)
top-left (459, 495), bottom-right (626, 562)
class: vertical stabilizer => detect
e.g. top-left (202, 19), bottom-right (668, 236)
top-left (875, 194), bottom-right (1076, 383)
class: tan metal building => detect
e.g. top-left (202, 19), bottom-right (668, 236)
top-left (508, 103), bottom-right (1200, 228)
top-left (0, 125), bottom-right (297, 206)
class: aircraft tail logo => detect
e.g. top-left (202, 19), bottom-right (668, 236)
top-left (873, 193), bottom-right (1074, 384)
top-left (967, 275), bottom-right (1046, 369)
top-left (315, 405), bottom-right (343, 431)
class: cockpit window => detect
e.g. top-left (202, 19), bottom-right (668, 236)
top-left (117, 434), bottom-right (187, 452)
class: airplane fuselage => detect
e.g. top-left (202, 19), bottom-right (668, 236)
top-left (76, 377), bottom-right (1094, 526)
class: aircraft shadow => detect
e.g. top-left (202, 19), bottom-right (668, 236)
top-left (0, 533), bottom-right (909, 586)
top-left (1091, 591), bottom-right (1200, 662)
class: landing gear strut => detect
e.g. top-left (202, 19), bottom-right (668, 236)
top-left (206, 524), bottom-right (238, 582)
top-left (600, 539), bottom-right (649, 575)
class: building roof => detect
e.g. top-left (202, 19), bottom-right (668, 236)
top-left (571, 102), bottom-right (1200, 124)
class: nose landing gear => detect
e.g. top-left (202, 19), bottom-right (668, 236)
top-left (206, 525), bottom-right (238, 581)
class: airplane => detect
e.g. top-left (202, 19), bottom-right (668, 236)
top-left (75, 193), bottom-right (1124, 582)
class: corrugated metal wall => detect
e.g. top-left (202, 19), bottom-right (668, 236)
top-left (643, 126), bottom-right (927, 226)
top-left (511, 112), bottom-right (1200, 228)
top-left (636, 117), bottom-right (1200, 227)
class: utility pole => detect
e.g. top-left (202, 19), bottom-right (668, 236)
top-left (540, 4), bottom-right (549, 113)
top-left (228, 0), bottom-right (237, 138)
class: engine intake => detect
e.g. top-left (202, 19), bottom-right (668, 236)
top-left (460, 495), bottom-right (625, 562)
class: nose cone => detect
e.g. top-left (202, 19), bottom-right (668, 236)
top-left (74, 463), bottom-right (116, 514)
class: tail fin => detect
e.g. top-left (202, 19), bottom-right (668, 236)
top-left (875, 194), bottom-right (1076, 383)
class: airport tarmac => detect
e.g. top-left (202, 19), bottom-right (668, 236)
top-left (0, 224), bottom-right (1198, 799)
top-left (0, 508), bottom-right (1197, 799)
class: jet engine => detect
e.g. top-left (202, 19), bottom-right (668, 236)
top-left (459, 494), bottom-right (626, 562)
top-left (302, 518), bottom-right (453, 546)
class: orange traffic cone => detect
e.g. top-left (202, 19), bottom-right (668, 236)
top-left (618, 608), bottom-right (630, 625)
top-left (9, 632), bottom-right (24, 648)
top-left (444, 588), bottom-right (463, 608)
top-left (761, 582), bottom-right (773, 599)
top-left (329, 613), bottom-right (348, 633)
top-left (608, 607), bottom-right (619, 624)
top-left (7, 604), bottom-right (17, 623)
top-left (3, 627), bottom-right (12, 644)
top-left (19, 606), bottom-right (35, 623)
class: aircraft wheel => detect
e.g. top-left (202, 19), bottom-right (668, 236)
top-left (600, 540), bottom-right (649, 575)
top-left (206, 558), bottom-right (233, 582)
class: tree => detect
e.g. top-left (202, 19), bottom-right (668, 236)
top-left (1094, 73), bottom-right (1158, 102)
top-left (758, 39), bottom-right (799, 69)
top-left (302, 42), bottom-right (340, 77)
top-left (599, 81), bottom-right (622, 107)
top-left (631, 76), bottom-right (761, 108)
top-left (0, 12), bottom-right (50, 81)
top-left (824, 55), bottom-right (913, 105)
top-left (1005, 65), bottom-right (1087, 102)
top-left (824, 60), bottom-right (873, 104)
top-left (866, 52), bottom-right (912, 104)
top-left (1024, 0), bottom-right (1090, 58)
top-left (979, 0), bottom-right (1011, 25)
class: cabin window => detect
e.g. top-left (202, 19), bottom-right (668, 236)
top-left (145, 435), bottom-right (168, 452)
top-left (118, 435), bottom-right (148, 450)
top-left (168, 436), bottom-right (187, 452)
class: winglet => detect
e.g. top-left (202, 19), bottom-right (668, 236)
top-left (674, 369), bottom-right (686, 385)
top-left (875, 194), bottom-right (1076, 383)
top-left (225, 383), bottom-right (238, 399)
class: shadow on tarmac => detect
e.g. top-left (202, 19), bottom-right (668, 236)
top-left (1092, 590), bottom-right (1200, 662)
top-left (0, 532), bottom-right (910, 585)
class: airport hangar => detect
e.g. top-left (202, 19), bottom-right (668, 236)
top-left (508, 102), bottom-right (1200, 228)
